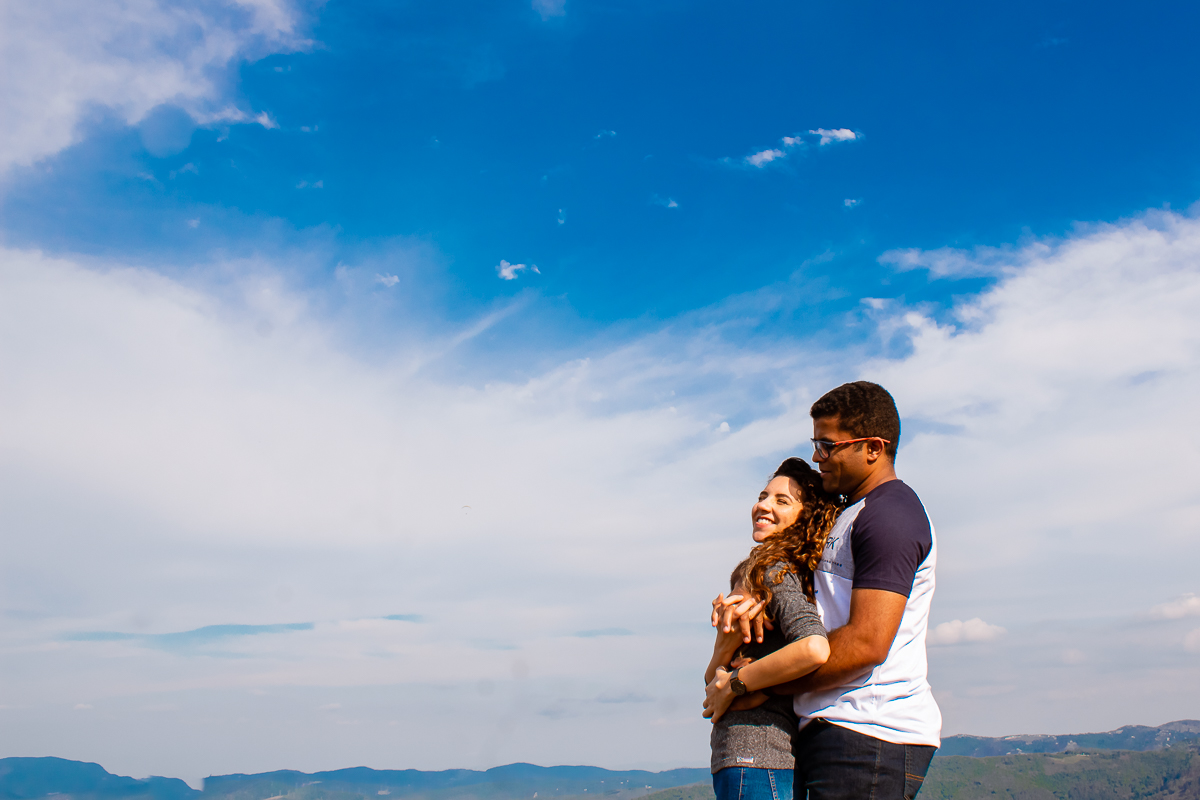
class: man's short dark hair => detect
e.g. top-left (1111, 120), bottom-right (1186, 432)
top-left (810, 381), bottom-right (900, 460)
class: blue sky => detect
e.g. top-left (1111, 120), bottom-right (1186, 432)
top-left (2, 0), bottom-right (1200, 786)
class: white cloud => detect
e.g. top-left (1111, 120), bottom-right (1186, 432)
top-left (737, 130), bottom-right (847, 168)
top-left (533, 0), bottom-right (566, 20)
top-left (809, 128), bottom-right (858, 145)
top-left (1151, 593), bottom-right (1200, 619)
top-left (1185, 629), bottom-right (1200, 653)
top-left (0, 0), bottom-right (308, 170)
top-left (595, 129), bottom-right (616, 139)
top-left (927, 618), bottom-right (1006, 646)
top-left (745, 148), bottom-right (784, 167)
top-left (375, 274), bottom-right (399, 288)
top-left (844, 198), bottom-right (861, 208)
top-left (496, 259), bottom-right (540, 280)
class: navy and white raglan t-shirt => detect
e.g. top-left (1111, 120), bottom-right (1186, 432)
top-left (793, 479), bottom-right (942, 747)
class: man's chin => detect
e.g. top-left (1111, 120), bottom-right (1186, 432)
top-left (820, 472), bottom-right (837, 492)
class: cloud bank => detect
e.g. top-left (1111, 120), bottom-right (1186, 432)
top-left (3, 207), bottom-right (1200, 778)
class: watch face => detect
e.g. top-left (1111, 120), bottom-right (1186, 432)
top-left (730, 676), bottom-right (747, 696)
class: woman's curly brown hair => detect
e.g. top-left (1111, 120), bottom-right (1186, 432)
top-left (731, 458), bottom-right (844, 605)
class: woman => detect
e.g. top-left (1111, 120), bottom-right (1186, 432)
top-left (702, 458), bottom-right (843, 800)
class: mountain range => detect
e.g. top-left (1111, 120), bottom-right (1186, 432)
top-left (2, 720), bottom-right (1198, 800)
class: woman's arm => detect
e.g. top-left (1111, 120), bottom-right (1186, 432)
top-left (703, 634), bottom-right (829, 722)
top-left (704, 590), bottom-right (752, 684)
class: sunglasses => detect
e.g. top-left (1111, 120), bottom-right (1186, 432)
top-left (810, 436), bottom-right (891, 459)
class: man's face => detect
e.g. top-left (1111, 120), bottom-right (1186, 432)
top-left (811, 415), bottom-right (869, 495)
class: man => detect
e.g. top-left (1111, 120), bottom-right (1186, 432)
top-left (711, 381), bottom-right (940, 799)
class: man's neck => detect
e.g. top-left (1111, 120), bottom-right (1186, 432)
top-left (848, 465), bottom-right (898, 503)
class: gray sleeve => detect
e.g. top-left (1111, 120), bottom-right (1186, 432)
top-left (766, 567), bottom-right (826, 643)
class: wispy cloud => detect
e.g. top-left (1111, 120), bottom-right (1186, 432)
top-left (0, 0), bottom-right (310, 170)
top-left (1151, 594), bottom-right (1200, 619)
top-left (533, 0), bottom-right (566, 20)
top-left (734, 128), bottom-right (860, 168)
top-left (652, 195), bottom-right (679, 209)
top-left (809, 128), bottom-right (858, 145)
top-left (594, 129), bottom-right (616, 139)
top-left (65, 623), bottom-right (314, 653)
top-left (745, 148), bottom-right (785, 167)
top-left (574, 628), bottom-right (634, 638)
top-left (927, 618), bottom-right (1006, 646)
top-left (878, 245), bottom-right (1016, 278)
top-left (496, 259), bottom-right (540, 280)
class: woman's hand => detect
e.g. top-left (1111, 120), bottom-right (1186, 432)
top-left (702, 666), bottom-right (737, 723)
top-left (711, 590), bottom-right (773, 644)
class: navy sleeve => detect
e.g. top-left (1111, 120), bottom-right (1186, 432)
top-left (850, 481), bottom-right (932, 598)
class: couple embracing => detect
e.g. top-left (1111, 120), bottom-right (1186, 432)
top-left (702, 382), bottom-right (940, 800)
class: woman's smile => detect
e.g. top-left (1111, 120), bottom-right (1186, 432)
top-left (751, 475), bottom-right (803, 542)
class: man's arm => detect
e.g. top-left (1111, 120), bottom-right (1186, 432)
top-left (768, 588), bottom-right (906, 695)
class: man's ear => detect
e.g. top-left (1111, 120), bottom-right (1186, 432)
top-left (864, 439), bottom-right (886, 464)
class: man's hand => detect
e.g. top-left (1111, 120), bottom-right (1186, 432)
top-left (729, 691), bottom-right (770, 712)
top-left (710, 590), bottom-right (774, 644)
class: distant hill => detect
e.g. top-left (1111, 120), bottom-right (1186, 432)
top-left (0, 757), bottom-right (196, 800)
top-left (201, 763), bottom-right (710, 800)
top-left (939, 720), bottom-right (1200, 757)
top-left (922, 743), bottom-right (1200, 799)
top-left (0, 760), bottom-right (709, 800)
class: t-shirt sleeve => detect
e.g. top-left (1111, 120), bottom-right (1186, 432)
top-left (850, 481), bottom-right (933, 598)
top-left (766, 567), bottom-right (827, 642)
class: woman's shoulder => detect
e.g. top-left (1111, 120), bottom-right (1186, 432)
top-left (764, 560), bottom-right (803, 588)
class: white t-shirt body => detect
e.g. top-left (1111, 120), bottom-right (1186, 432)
top-left (793, 479), bottom-right (942, 747)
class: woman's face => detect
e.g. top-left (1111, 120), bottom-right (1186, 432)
top-left (751, 475), bottom-right (803, 542)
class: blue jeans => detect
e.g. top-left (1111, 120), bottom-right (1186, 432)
top-left (794, 720), bottom-right (936, 800)
top-left (713, 767), bottom-right (794, 800)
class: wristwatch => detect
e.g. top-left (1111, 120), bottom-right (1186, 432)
top-left (729, 667), bottom-right (747, 696)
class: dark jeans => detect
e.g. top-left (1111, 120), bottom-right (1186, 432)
top-left (794, 720), bottom-right (936, 800)
top-left (713, 767), bottom-right (794, 800)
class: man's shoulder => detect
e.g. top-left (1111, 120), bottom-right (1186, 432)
top-left (851, 480), bottom-right (932, 549)
top-left (848, 481), bottom-right (934, 593)
top-left (857, 481), bottom-right (929, 526)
